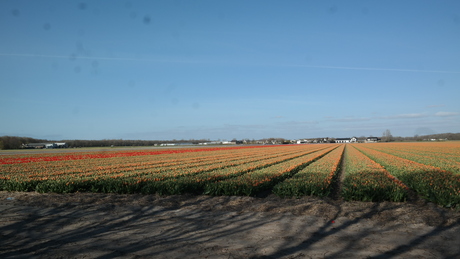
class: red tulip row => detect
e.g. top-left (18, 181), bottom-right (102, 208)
top-left (1, 145), bottom-right (307, 182)
top-left (0, 145), bottom-right (279, 165)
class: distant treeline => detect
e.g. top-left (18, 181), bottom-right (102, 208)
top-left (0, 136), bottom-right (50, 150)
top-left (1, 133), bottom-right (460, 150)
top-left (63, 139), bottom-right (212, 148)
top-left (408, 132), bottom-right (460, 141)
top-left (0, 136), bottom-right (213, 150)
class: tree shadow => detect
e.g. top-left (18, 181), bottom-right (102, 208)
top-left (256, 201), bottom-right (460, 259)
top-left (1, 195), bottom-right (459, 258)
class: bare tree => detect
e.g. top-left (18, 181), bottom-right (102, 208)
top-left (382, 129), bottom-right (393, 142)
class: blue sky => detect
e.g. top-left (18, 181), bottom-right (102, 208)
top-left (1, 0), bottom-right (459, 140)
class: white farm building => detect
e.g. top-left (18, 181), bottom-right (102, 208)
top-left (335, 137), bottom-right (357, 143)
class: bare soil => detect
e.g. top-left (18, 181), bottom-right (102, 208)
top-left (1, 191), bottom-right (460, 259)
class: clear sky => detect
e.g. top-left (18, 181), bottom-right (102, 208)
top-left (1, 0), bottom-right (459, 141)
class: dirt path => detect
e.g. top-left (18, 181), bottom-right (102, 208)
top-left (329, 145), bottom-right (346, 201)
top-left (1, 191), bottom-right (460, 258)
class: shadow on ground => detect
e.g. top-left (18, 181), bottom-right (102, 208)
top-left (1, 192), bottom-right (459, 258)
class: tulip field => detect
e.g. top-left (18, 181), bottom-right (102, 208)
top-left (1, 142), bottom-right (459, 207)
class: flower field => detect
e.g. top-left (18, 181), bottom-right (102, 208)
top-left (353, 143), bottom-right (460, 207)
top-left (1, 142), bottom-right (459, 207)
top-left (273, 144), bottom-right (344, 198)
top-left (341, 145), bottom-right (408, 202)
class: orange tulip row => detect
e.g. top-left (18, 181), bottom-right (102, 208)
top-left (342, 145), bottom-right (408, 201)
top-left (359, 142), bottom-right (460, 174)
top-left (0, 145), bottom-right (323, 181)
top-left (272, 144), bottom-right (344, 197)
top-left (206, 144), bottom-right (340, 196)
top-left (0, 144), bottom-right (330, 194)
top-left (353, 144), bottom-right (460, 207)
top-left (1, 142), bottom-right (459, 207)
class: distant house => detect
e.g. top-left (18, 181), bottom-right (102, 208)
top-left (22, 142), bottom-right (67, 149)
top-left (22, 143), bottom-right (47, 149)
top-left (53, 143), bottom-right (68, 148)
top-left (335, 137), bottom-right (357, 143)
top-left (365, 137), bottom-right (380, 143)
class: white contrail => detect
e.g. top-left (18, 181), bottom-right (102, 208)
top-left (300, 65), bottom-right (460, 74)
top-left (1, 52), bottom-right (459, 74)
